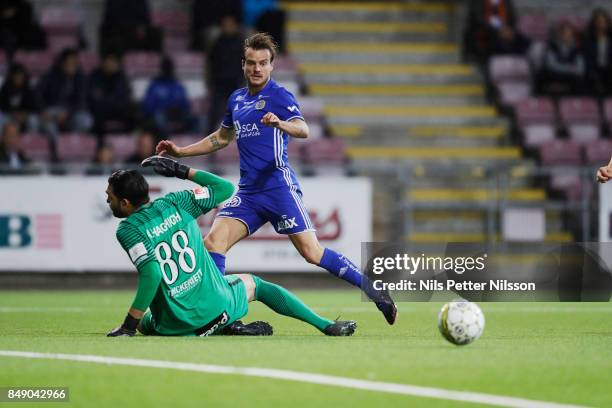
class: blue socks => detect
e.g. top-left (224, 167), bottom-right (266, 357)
top-left (319, 248), bottom-right (364, 288)
top-left (319, 248), bottom-right (382, 302)
top-left (209, 252), bottom-right (226, 276)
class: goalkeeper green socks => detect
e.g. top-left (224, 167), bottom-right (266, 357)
top-left (252, 276), bottom-right (333, 332)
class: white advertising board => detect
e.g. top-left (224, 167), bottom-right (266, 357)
top-left (0, 176), bottom-right (371, 272)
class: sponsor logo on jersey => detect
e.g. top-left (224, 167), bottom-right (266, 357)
top-left (196, 311), bottom-right (230, 337)
top-left (223, 196), bottom-right (242, 208)
top-left (167, 269), bottom-right (202, 298)
top-left (255, 100), bottom-right (266, 110)
top-left (128, 242), bottom-right (148, 264)
top-left (287, 105), bottom-right (299, 113)
top-left (192, 187), bottom-right (210, 200)
top-left (277, 215), bottom-right (298, 232)
top-left (145, 212), bottom-right (182, 239)
top-left (233, 120), bottom-right (260, 139)
top-left (236, 95), bottom-right (244, 101)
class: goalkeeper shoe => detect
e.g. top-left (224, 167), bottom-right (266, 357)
top-left (219, 320), bottom-right (273, 336)
top-left (322, 320), bottom-right (357, 336)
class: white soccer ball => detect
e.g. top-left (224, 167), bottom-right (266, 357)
top-left (438, 300), bottom-right (485, 345)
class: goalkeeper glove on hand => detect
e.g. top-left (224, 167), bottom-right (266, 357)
top-left (107, 314), bottom-right (140, 337)
top-left (141, 155), bottom-right (190, 179)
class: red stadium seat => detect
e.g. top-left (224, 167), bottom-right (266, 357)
top-left (584, 139), bottom-right (612, 165)
top-left (538, 140), bottom-right (582, 166)
top-left (496, 81), bottom-right (530, 106)
top-left (20, 133), bottom-right (50, 162)
top-left (152, 10), bottom-right (189, 35)
top-left (47, 35), bottom-right (79, 52)
top-left (40, 7), bottom-right (81, 35)
top-left (558, 97), bottom-right (601, 144)
top-left (523, 124), bottom-right (555, 149)
top-left (489, 56), bottom-right (530, 83)
top-left (105, 134), bottom-right (136, 162)
top-left (602, 98), bottom-right (612, 130)
top-left (514, 97), bottom-right (555, 126)
top-left (518, 14), bottom-right (549, 41)
top-left (171, 51), bottom-right (204, 78)
top-left (303, 138), bottom-right (347, 165)
top-left (13, 51), bottom-right (54, 77)
top-left (124, 52), bottom-right (161, 78)
top-left (57, 133), bottom-right (97, 162)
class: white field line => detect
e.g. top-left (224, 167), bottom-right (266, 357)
top-left (0, 350), bottom-right (588, 408)
top-left (313, 306), bottom-right (612, 313)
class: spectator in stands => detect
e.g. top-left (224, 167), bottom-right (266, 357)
top-left (206, 15), bottom-right (245, 133)
top-left (243, 0), bottom-right (286, 54)
top-left (99, 0), bottom-right (161, 53)
top-left (0, 121), bottom-right (29, 171)
top-left (88, 52), bottom-right (135, 146)
top-left (491, 24), bottom-right (531, 56)
top-left (463, 0), bottom-right (517, 64)
top-left (0, 63), bottom-right (39, 133)
top-left (125, 129), bottom-right (156, 168)
top-left (190, 0), bottom-right (242, 51)
top-left (539, 21), bottom-right (586, 96)
top-left (583, 9), bottom-right (612, 96)
top-left (37, 48), bottom-right (92, 160)
top-left (142, 56), bottom-right (195, 136)
top-left (0, 0), bottom-right (46, 56)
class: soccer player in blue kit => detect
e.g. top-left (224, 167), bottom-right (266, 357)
top-left (156, 33), bottom-right (397, 325)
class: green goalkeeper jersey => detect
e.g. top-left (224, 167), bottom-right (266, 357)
top-left (116, 185), bottom-right (231, 335)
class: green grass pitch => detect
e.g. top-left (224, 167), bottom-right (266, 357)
top-left (0, 290), bottom-right (611, 407)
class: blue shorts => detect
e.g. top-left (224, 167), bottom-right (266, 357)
top-left (217, 186), bottom-right (315, 235)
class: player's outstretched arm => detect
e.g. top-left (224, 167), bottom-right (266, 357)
top-left (108, 262), bottom-right (162, 337)
top-left (142, 155), bottom-right (234, 204)
top-left (597, 156), bottom-right (612, 183)
top-left (156, 127), bottom-right (235, 157)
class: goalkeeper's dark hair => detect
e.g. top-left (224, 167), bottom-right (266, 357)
top-left (243, 32), bottom-right (277, 62)
top-left (108, 170), bottom-right (150, 207)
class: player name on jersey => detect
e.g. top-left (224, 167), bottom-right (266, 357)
top-left (145, 212), bottom-right (182, 239)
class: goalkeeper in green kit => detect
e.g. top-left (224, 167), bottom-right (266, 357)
top-left (106, 155), bottom-right (356, 337)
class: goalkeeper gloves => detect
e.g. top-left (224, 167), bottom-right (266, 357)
top-left (107, 314), bottom-right (140, 337)
top-left (141, 155), bottom-right (190, 179)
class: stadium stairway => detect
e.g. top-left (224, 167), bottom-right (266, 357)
top-left (283, 1), bottom-right (574, 244)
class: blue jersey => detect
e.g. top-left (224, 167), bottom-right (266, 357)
top-left (221, 79), bottom-right (304, 192)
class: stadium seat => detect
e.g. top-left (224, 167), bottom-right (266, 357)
top-left (303, 138), bottom-right (347, 165)
top-left (496, 81), bottom-right (531, 106)
top-left (40, 7), bottom-right (81, 35)
top-left (124, 52), bottom-right (161, 78)
top-left (57, 133), bottom-right (97, 162)
top-left (298, 97), bottom-right (325, 121)
top-left (13, 51), bottom-right (54, 77)
top-left (558, 97), bottom-right (601, 144)
top-left (515, 97), bottom-right (556, 148)
top-left (602, 98), bottom-right (612, 131)
top-left (489, 56), bottom-right (530, 83)
top-left (20, 133), bottom-right (50, 162)
top-left (152, 10), bottom-right (189, 35)
top-left (518, 14), bottom-right (549, 41)
top-left (538, 139), bottom-right (582, 165)
top-left (163, 35), bottom-right (189, 53)
top-left (79, 52), bottom-right (99, 74)
top-left (584, 139), bottom-right (612, 165)
top-left (171, 51), bottom-right (204, 78)
top-left (0, 50), bottom-right (7, 75)
top-left (105, 134), bottom-right (136, 162)
top-left (48, 35), bottom-right (79, 52)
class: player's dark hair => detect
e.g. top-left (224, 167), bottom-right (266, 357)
top-left (243, 32), bottom-right (277, 62)
top-left (108, 170), bottom-right (150, 207)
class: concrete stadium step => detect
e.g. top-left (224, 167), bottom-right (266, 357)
top-left (309, 83), bottom-right (483, 96)
top-left (347, 146), bottom-right (521, 161)
top-left (288, 21), bottom-right (450, 42)
top-left (283, 2), bottom-right (454, 23)
top-left (331, 124), bottom-right (508, 139)
top-left (295, 53), bottom-right (461, 64)
top-left (325, 105), bottom-right (497, 125)
top-left (408, 187), bottom-right (546, 203)
top-left (317, 94), bottom-right (486, 106)
top-left (411, 210), bottom-right (566, 233)
top-left (406, 231), bottom-right (573, 244)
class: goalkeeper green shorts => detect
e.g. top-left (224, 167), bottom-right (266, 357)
top-left (139, 275), bottom-right (249, 336)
